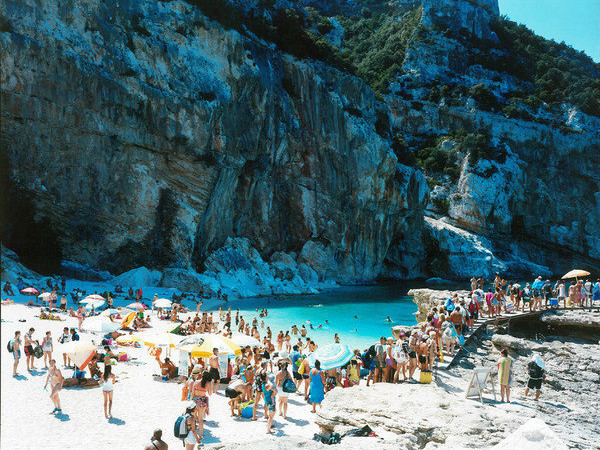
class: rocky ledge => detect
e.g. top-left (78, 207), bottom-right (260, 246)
top-left (408, 287), bottom-right (471, 321)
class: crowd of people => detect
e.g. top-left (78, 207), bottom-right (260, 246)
top-left (4, 272), bottom-right (598, 449)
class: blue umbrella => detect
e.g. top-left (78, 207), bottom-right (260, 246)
top-left (306, 343), bottom-right (354, 370)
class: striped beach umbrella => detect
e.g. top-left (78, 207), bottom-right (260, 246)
top-left (81, 294), bottom-right (106, 304)
top-left (144, 333), bottom-right (184, 348)
top-left (178, 334), bottom-right (241, 358)
top-left (116, 335), bottom-right (143, 345)
top-left (126, 302), bottom-right (146, 310)
top-left (305, 343), bottom-right (354, 371)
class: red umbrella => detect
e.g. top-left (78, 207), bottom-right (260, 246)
top-left (126, 302), bottom-right (146, 310)
top-left (20, 287), bottom-right (39, 296)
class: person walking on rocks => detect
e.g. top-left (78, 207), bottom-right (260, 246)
top-left (524, 353), bottom-right (546, 401)
top-left (497, 349), bottom-right (512, 403)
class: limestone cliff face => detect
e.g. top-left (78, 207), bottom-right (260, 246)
top-left (1, 0), bottom-right (598, 286)
top-left (0, 0), bottom-right (427, 283)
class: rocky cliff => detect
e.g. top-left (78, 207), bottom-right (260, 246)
top-left (1, 0), bottom-right (598, 287)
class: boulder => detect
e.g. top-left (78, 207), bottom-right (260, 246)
top-left (408, 288), bottom-right (471, 322)
top-left (113, 267), bottom-right (162, 287)
top-left (60, 260), bottom-right (112, 282)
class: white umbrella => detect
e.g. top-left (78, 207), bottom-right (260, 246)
top-left (153, 298), bottom-right (172, 308)
top-left (81, 295), bottom-right (105, 304)
top-left (61, 340), bottom-right (96, 370)
top-left (83, 317), bottom-right (121, 334)
top-left (144, 333), bottom-right (184, 348)
top-left (562, 269), bottom-right (591, 280)
top-left (84, 299), bottom-right (105, 310)
top-left (38, 292), bottom-right (53, 300)
top-left (179, 334), bottom-right (206, 346)
top-left (100, 308), bottom-right (132, 317)
top-left (231, 334), bottom-right (261, 348)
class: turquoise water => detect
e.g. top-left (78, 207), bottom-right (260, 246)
top-left (224, 282), bottom-right (419, 351)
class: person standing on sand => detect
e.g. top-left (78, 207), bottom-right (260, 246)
top-left (24, 327), bottom-right (37, 371)
top-left (261, 373), bottom-right (277, 434)
top-left (77, 306), bottom-right (84, 330)
top-left (45, 359), bottom-right (64, 414)
top-left (373, 337), bottom-right (386, 383)
top-left (568, 281), bottom-right (577, 307)
top-left (497, 349), bottom-right (512, 403)
top-left (275, 359), bottom-right (292, 419)
top-left (557, 280), bottom-right (567, 308)
top-left (42, 331), bottom-right (53, 368)
top-left (59, 327), bottom-right (72, 367)
top-left (101, 365), bottom-right (116, 418)
top-left (12, 330), bottom-right (22, 376)
top-left (209, 348), bottom-right (221, 393)
top-left (183, 402), bottom-right (201, 450)
top-left (524, 353), bottom-right (546, 401)
top-left (310, 360), bottom-right (325, 413)
top-left (144, 429), bottom-right (168, 450)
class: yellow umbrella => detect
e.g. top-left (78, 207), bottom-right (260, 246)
top-left (179, 334), bottom-right (241, 358)
top-left (562, 269), bottom-right (591, 279)
top-left (116, 335), bottom-right (143, 345)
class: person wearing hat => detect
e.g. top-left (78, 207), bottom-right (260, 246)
top-left (183, 401), bottom-right (201, 449)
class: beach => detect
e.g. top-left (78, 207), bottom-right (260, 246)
top-left (1, 302), bottom-right (324, 449)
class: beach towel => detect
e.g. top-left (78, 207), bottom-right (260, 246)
top-left (498, 356), bottom-right (512, 386)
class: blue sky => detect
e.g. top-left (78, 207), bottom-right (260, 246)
top-left (498, 0), bottom-right (600, 62)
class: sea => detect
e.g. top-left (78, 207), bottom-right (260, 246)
top-left (224, 282), bottom-right (425, 350)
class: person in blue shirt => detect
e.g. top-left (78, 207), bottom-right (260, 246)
top-left (531, 277), bottom-right (545, 310)
top-left (445, 297), bottom-right (455, 313)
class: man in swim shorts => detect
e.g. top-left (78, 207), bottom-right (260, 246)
top-left (208, 348), bottom-right (221, 393)
top-left (12, 330), bottom-right (22, 376)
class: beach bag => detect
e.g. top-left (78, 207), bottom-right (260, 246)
top-left (33, 345), bottom-right (43, 358)
top-left (7, 339), bottom-right (13, 353)
top-left (298, 360), bottom-right (305, 375)
top-left (313, 432), bottom-right (341, 445)
top-left (174, 413), bottom-right (190, 439)
top-left (420, 370), bottom-right (432, 384)
top-left (283, 378), bottom-right (296, 393)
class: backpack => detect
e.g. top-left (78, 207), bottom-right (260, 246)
top-left (174, 413), bottom-right (190, 439)
top-left (7, 340), bottom-right (13, 353)
top-left (528, 362), bottom-right (543, 378)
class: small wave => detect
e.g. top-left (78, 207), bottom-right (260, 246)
top-left (308, 304), bottom-right (324, 308)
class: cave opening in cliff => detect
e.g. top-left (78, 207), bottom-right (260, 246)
top-left (0, 151), bottom-right (62, 275)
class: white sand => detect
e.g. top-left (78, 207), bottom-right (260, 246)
top-left (1, 303), bottom-right (321, 450)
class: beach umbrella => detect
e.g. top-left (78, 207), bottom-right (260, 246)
top-left (305, 343), bottom-right (354, 371)
top-left (38, 292), bottom-right (53, 300)
top-left (62, 339), bottom-right (96, 370)
top-left (144, 333), bottom-right (184, 348)
top-left (84, 299), bottom-right (105, 310)
top-left (83, 317), bottom-right (121, 334)
top-left (179, 334), bottom-right (241, 357)
top-left (20, 287), bottom-right (39, 296)
top-left (116, 335), bottom-right (143, 345)
top-left (153, 298), bottom-right (172, 308)
top-left (231, 334), bottom-right (261, 348)
top-left (126, 302), bottom-right (146, 310)
top-left (82, 294), bottom-right (106, 303)
top-left (101, 308), bottom-right (129, 317)
top-left (562, 269), bottom-right (590, 280)
top-left (179, 334), bottom-right (206, 346)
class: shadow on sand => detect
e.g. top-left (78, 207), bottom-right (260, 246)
top-left (108, 417), bottom-right (126, 425)
top-left (199, 427), bottom-right (220, 444)
top-left (54, 412), bottom-right (70, 422)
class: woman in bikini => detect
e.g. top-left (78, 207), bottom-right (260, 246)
top-left (191, 370), bottom-right (211, 441)
top-left (44, 359), bottom-right (64, 414)
top-left (276, 331), bottom-right (284, 352)
top-left (101, 365), bottom-right (116, 418)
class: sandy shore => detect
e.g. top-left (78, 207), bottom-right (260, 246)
top-left (1, 303), bottom-right (323, 450)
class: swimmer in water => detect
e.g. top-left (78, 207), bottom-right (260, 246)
top-left (316, 324), bottom-right (322, 329)
top-left (309, 324), bottom-right (314, 329)
top-left (385, 316), bottom-right (392, 322)
top-left (325, 320), bottom-right (329, 324)
top-left (353, 329), bottom-right (358, 332)
top-left (353, 315), bottom-right (358, 319)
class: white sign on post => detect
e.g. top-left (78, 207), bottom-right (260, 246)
top-left (465, 367), bottom-right (497, 404)
top-left (178, 350), bottom-right (188, 378)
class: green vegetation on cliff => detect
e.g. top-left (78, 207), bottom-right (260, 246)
top-left (488, 17), bottom-right (600, 117)
top-left (337, 7), bottom-right (422, 93)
